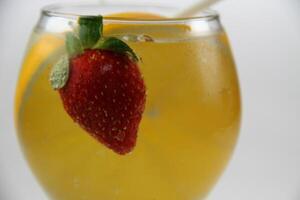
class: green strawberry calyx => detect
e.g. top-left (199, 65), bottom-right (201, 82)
top-left (50, 15), bottom-right (139, 90)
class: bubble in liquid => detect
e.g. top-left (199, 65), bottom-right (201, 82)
top-left (146, 106), bottom-right (160, 118)
top-left (121, 34), bottom-right (154, 42)
top-left (121, 35), bottom-right (139, 42)
top-left (137, 34), bottom-right (154, 42)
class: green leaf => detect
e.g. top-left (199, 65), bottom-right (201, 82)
top-left (66, 32), bottom-right (83, 57)
top-left (79, 16), bottom-right (103, 48)
top-left (50, 55), bottom-right (70, 89)
top-left (93, 37), bottom-right (139, 62)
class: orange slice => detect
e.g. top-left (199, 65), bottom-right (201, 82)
top-left (15, 34), bottom-right (63, 119)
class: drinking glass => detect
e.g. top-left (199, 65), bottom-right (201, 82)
top-left (15, 3), bottom-right (241, 200)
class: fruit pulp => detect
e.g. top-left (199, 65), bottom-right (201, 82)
top-left (15, 26), bottom-right (241, 200)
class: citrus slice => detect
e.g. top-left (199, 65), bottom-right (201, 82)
top-left (15, 34), bottom-right (63, 119)
top-left (104, 12), bottom-right (190, 40)
top-left (106, 12), bottom-right (163, 19)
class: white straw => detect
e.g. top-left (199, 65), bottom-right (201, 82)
top-left (175, 0), bottom-right (222, 18)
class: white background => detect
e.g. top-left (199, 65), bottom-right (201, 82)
top-left (0, 0), bottom-right (300, 199)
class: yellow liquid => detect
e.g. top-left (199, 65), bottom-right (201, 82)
top-left (16, 28), bottom-right (240, 199)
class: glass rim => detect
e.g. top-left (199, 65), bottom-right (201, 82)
top-left (41, 3), bottom-right (219, 24)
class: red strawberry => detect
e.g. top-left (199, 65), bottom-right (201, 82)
top-left (60, 49), bottom-right (145, 154)
top-left (50, 16), bottom-right (146, 154)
